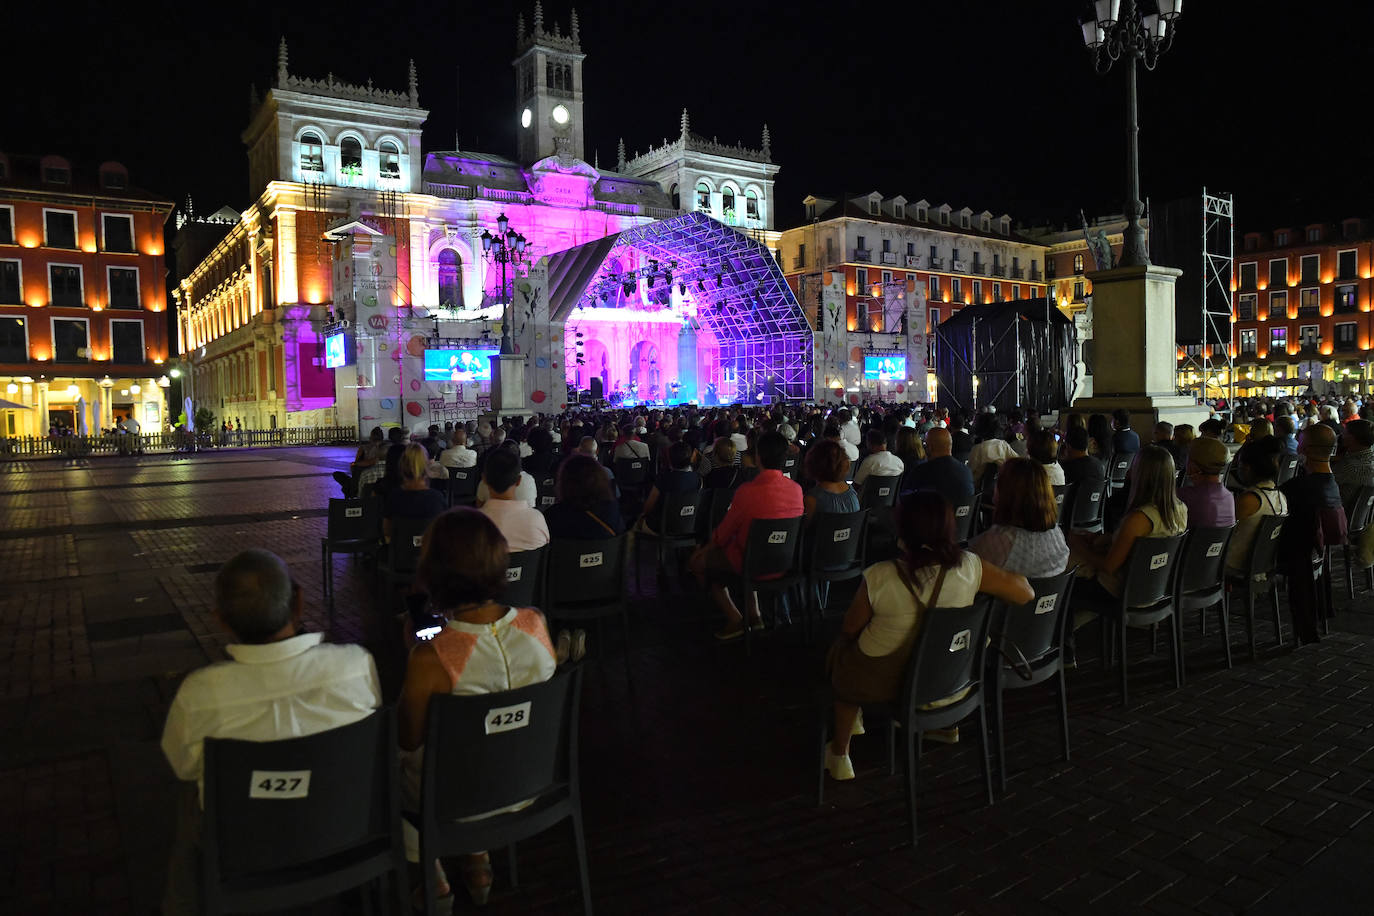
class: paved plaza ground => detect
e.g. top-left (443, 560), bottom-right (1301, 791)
top-left (2, 446), bottom-right (1373, 914)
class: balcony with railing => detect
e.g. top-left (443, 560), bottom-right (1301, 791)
top-left (928, 256), bottom-right (945, 270)
top-left (952, 259), bottom-right (967, 273)
top-left (791, 256), bottom-right (806, 270)
top-left (970, 260), bottom-right (986, 275)
top-left (990, 263), bottom-right (1006, 278)
top-left (1029, 267), bottom-right (1042, 281)
top-left (904, 255), bottom-right (921, 268)
top-left (1011, 267), bottom-right (1024, 279)
top-left (879, 251), bottom-right (897, 265)
top-left (851, 248), bottom-right (872, 263)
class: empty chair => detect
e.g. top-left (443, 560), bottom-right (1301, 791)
top-left (859, 475), bottom-right (902, 510)
top-left (1093, 532), bottom-right (1188, 706)
top-left (415, 667), bottom-right (591, 915)
top-left (1051, 482), bottom-right (1077, 527)
top-left (633, 489), bottom-right (703, 593)
top-left (1276, 453), bottom-right (1301, 485)
top-left (535, 475), bottom-right (558, 511)
top-left (446, 468), bottom-right (479, 507)
top-left (321, 497), bottom-right (382, 628)
top-left (378, 516), bottom-right (431, 606)
top-left (545, 536), bottom-right (631, 673)
top-left (505, 545), bottom-right (548, 609)
top-left (1342, 486), bottom-right (1374, 598)
top-left (952, 498), bottom-right (975, 544)
top-left (612, 457), bottom-right (649, 493)
top-left (987, 568), bottom-right (1078, 792)
top-left (804, 509), bottom-right (869, 640)
top-left (705, 487), bottom-right (736, 538)
top-left (1225, 515), bottom-right (1286, 659)
top-left (200, 708), bottom-right (407, 915)
top-left (1064, 481), bottom-right (1107, 535)
top-left (725, 516), bottom-right (806, 650)
top-left (1174, 525), bottom-right (1237, 681)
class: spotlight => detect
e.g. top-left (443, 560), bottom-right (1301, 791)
top-left (715, 272), bottom-right (724, 287)
top-left (678, 282), bottom-right (687, 296)
top-left (623, 281), bottom-right (635, 297)
top-left (664, 272), bottom-right (672, 288)
top-left (600, 292), bottom-right (607, 303)
top-left (647, 274), bottom-right (656, 288)
top-left (696, 279), bottom-right (705, 292)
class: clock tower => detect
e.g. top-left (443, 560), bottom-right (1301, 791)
top-left (514, 3), bottom-right (586, 164)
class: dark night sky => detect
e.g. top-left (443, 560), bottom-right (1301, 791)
top-left (9, 1), bottom-right (1374, 235)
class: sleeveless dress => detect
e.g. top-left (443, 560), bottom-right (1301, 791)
top-left (1226, 483), bottom-right (1287, 573)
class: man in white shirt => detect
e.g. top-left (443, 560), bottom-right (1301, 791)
top-left (475, 441), bottom-right (538, 508)
top-left (480, 447), bottom-right (550, 551)
top-left (836, 408), bottom-right (862, 448)
top-left (853, 428), bottom-right (905, 487)
top-left (161, 549), bottom-right (381, 914)
top-left (968, 415), bottom-right (1019, 486)
top-left (615, 422), bottom-right (651, 460)
top-left (440, 428), bottom-right (477, 469)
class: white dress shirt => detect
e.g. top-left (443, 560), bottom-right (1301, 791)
top-left (161, 632), bottom-right (381, 799)
top-left (841, 420), bottom-right (862, 447)
top-left (969, 438), bottom-right (1019, 484)
top-left (476, 471), bottom-right (538, 509)
top-left (853, 449), bottom-right (906, 487)
top-left (440, 445), bottom-right (477, 468)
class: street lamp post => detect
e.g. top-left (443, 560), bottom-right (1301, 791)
top-left (480, 213), bottom-right (528, 356)
top-left (1080, 0), bottom-right (1183, 268)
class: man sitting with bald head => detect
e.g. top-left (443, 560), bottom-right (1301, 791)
top-left (160, 549), bottom-right (381, 913)
top-left (902, 427), bottom-right (974, 507)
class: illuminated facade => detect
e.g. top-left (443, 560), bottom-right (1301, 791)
top-left (1229, 218), bottom-right (1374, 396)
top-left (779, 194), bottom-right (1048, 403)
top-left (0, 153), bottom-right (174, 436)
top-left (176, 7), bottom-right (779, 428)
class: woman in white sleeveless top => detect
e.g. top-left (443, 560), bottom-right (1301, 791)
top-left (1226, 439), bottom-right (1288, 573)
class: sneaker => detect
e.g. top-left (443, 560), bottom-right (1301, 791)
top-left (571, 629), bottom-right (587, 662)
top-left (851, 710), bottom-right (865, 736)
top-left (924, 727), bottom-right (959, 745)
top-left (715, 621), bottom-right (745, 641)
top-left (556, 630), bottom-right (571, 665)
top-left (824, 743), bottom-right (855, 781)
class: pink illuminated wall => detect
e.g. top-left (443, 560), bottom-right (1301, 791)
top-left (563, 313), bottom-right (722, 402)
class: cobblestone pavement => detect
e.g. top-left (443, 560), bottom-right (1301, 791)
top-left (2, 447), bottom-right (1373, 914)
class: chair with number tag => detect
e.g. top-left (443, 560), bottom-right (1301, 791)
top-left (200, 708), bottom-right (407, 916)
top-left (634, 489), bottom-right (703, 594)
top-left (952, 498), bottom-right (976, 545)
top-left (985, 568), bottom-right (1079, 792)
top-left (417, 667), bottom-right (590, 915)
top-left (321, 497), bottom-right (382, 631)
top-left (1342, 486), bottom-right (1374, 599)
top-left (506, 545), bottom-right (548, 610)
top-left (535, 475), bottom-right (558, 511)
top-left (816, 595), bottom-right (996, 846)
top-left (1224, 515), bottom-right (1287, 659)
top-left (378, 516), bottom-right (432, 610)
top-left (726, 516), bottom-right (806, 652)
top-left (1064, 480), bottom-right (1107, 535)
top-left (446, 468), bottom-right (479, 508)
top-left (1090, 531), bottom-right (1188, 706)
top-left (1174, 525), bottom-right (1238, 681)
top-left (804, 510), bottom-right (869, 642)
top-left (546, 535), bottom-right (631, 680)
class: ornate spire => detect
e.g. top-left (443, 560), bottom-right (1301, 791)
top-left (533, 0), bottom-right (544, 34)
top-left (680, 108), bottom-right (690, 139)
top-left (594, 149), bottom-right (600, 169)
top-left (276, 36), bottom-right (288, 86)
top-left (408, 59), bottom-right (418, 106)
top-left (570, 8), bottom-right (580, 44)
top-left (617, 138), bottom-right (626, 171)
top-left (762, 124), bottom-right (772, 160)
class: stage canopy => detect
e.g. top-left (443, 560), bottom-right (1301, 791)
top-left (934, 299), bottom-right (1077, 414)
top-left (546, 211), bottom-right (813, 402)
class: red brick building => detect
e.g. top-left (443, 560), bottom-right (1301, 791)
top-left (0, 153), bottom-right (173, 435)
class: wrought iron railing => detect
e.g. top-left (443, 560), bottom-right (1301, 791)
top-left (0, 426), bottom-right (358, 459)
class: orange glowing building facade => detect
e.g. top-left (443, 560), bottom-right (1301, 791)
top-left (1231, 218), bottom-right (1374, 394)
top-left (0, 153), bottom-right (173, 435)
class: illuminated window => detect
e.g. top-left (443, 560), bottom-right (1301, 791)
top-left (1270, 327), bottom-right (1287, 350)
top-left (1336, 284), bottom-right (1357, 313)
top-left (1269, 291), bottom-right (1287, 316)
top-left (1239, 328), bottom-right (1256, 355)
top-left (1073, 254), bottom-right (1084, 274)
top-left (1299, 325), bottom-right (1319, 348)
top-left (299, 133), bottom-right (323, 172)
top-left (0, 260), bottom-right (19, 303)
top-left (696, 182), bottom-right (711, 211)
top-left (721, 187), bottom-right (736, 223)
top-left (1299, 287), bottom-right (1319, 315)
top-left (1237, 293), bottom-right (1256, 319)
top-left (379, 141), bottom-right (400, 179)
top-left (0, 316), bottom-right (25, 361)
top-left (436, 249), bottom-right (463, 310)
top-left (339, 137), bottom-right (363, 176)
top-left (745, 189), bottom-right (759, 219)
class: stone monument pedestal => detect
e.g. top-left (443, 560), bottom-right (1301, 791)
top-left (1072, 264), bottom-right (1208, 438)
top-left (488, 352), bottom-right (527, 418)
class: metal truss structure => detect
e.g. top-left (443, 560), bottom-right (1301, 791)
top-left (548, 211), bottom-right (814, 400)
top-left (1182, 189), bottom-right (1235, 398)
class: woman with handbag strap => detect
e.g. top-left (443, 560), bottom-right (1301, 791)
top-left (825, 490), bottom-right (1033, 781)
top-left (544, 454), bottom-right (625, 540)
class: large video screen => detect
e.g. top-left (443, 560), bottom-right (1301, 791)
top-left (863, 354), bottom-right (906, 381)
top-left (324, 332), bottom-right (350, 369)
top-left (424, 348), bottom-right (497, 382)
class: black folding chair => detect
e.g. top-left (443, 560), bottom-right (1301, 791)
top-left (859, 475), bottom-right (902, 510)
top-left (1093, 532), bottom-right (1188, 706)
top-left (378, 516), bottom-right (431, 606)
top-left (536, 475), bottom-right (558, 511)
top-left (1064, 480), bottom-right (1107, 534)
top-left (987, 568), bottom-right (1078, 792)
top-left (705, 486), bottom-right (736, 538)
top-left (952, 498), bottom-right (975, 545)
top-left (817, 596), bottom-right (996, 846)
top-left (1175, 525), bottom-right (1237, 680)
top-left (1225, 514), bottom-right (1286, 659)
top-left (546, 536), bottom-right (631, 678)
top-left (634, 489), bottom-right (703, 593)
top-left (1052, 482), bottom-right (1077, 528)
top-left (613, 457), bottom-right (649, 492)
top-left (506, 545), bottom-right (548, 609)
top-left (1343, 486), bottom-right (1374, 598)
top-left (1276, 453), bottom-right (1301, 485)
top-left (201, 708), bottom-right (406, 915)
top-left (724, 516), bottom-right (806, 652)
top-left (446, 468), bottom-right (479, 507)
top-left (320, 497), bottom-right (381, 629)
top-left (804, 509), bottom-right (869, 641)
top-left (416, 668), bottom-right (590, 915)
top-left (781, 454), bottom-right (799, 479)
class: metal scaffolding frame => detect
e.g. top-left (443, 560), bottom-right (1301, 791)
top-left (1181, 189), bottom-right (1235, 400)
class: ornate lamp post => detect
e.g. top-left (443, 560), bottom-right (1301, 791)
top-left (480, 212), bottom-right (528, 355)
top-left (1080, 0), bottom-right (1183, 268)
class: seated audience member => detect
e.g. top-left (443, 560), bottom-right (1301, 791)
top-left (1067, 445), bottom-right (1187, 601)
top-left (439, 428), bottom-right (477, 469)
top-left (904, 428), bottom-right (975, 507)
top-left (1172, 424), bottom-right (1197, 472)
top-left (1179, 436), bottom-right (1236, 528)
top-left (1026, 427), bottom-right (1066, 486)
top-left (479, 447), bottom-right (550, 552)
top-left (825, 422), bottom-right (860, 463)
top-left (970, 458), bottom-right (1070, 579)
top-left (825, 491), bottom-right (1033, 779)
top-left (161, 550), bottom-right (381, 915)
top-left (690, 432), bottom-right (804, 640)
top-left (365, 435), bottom-right (408, 502)
top-left (1087, 413), bottom-right (1114, 459)
top-left (1334, 419), bottom-right (1374, 504)
top-left (544, 454), bottom-right (625, 539)
top-left (1226, 437), bottom-right (1288, 574)
top-left (969, 413), bottom-right (1018, 486)
top-left (1059, 425), bottom-right (1106, 496)
top-left (638, 440), bottom-right (701, 534)
top-left (837, 407), bottom-right (862, 448)
top-left (335, 426), bottom-right (387, 496)
top-left (803, 439), bottom-right (860, 524)
top-left (475, 441), bottom-right (538, 509)
top-left (1198, 417), bottom-right (1226, 440)
top-left (893, 426), bottom-right (926, 471)
top-left (854, 427), bottom-right (905, 487)
top-left (1153, 422), bottom-right (1181, 465)
top-left (383, 444), bottom-right (449, 541)
top-left (614, 422), bottom-right (650, 460)
top-left (1279, 424), bottom-right (1347, 644)
top-left (1111, 407), bottom-right (1141, 460)
top-left (701, 438), bottom-right (744, 489)
top-left (522, 426), bottom-right (559, 479)
top-left (1274, 416), bottom-right (1299, 457)
top-left (949, 411), bottom-right (975, 463)
top-left (398, 510), bottom-right (556, 906)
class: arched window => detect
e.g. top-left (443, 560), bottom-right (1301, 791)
top-left (379, 141), bottom-right (400, 179)
top-left (696, 182), bottom-right (711, 211)
top-left (436, 249), bottom-right (463, 310)
top-left (745, 189), bottom-right (760, 220)
top-left (339, 137), bottom-right (362, 176)
top-left (299, 133), bottom-right (323, 172)
top-left (669, 184), bottom-right (680, 210)
top-left (721, 188), bottom-right (736, 223)
top-left (1073, 254), bottom-right (1085, 274)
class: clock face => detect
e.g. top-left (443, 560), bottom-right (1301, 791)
top-left (551, 104), bottom-right (570, 126)
top-left (521, 108), bottom-right (532, 129)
